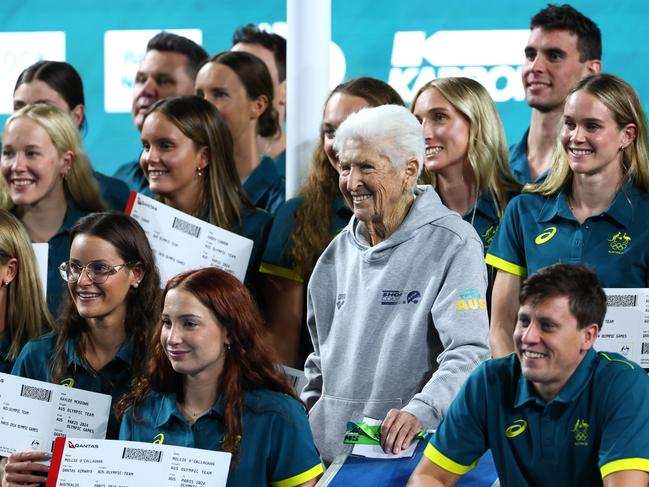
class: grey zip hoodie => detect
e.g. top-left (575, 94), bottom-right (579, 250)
top-left (302, 185), bottom-right (490, 463)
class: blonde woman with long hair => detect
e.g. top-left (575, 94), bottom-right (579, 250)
top-left (0, 210), bottom-right (53, 372)
top-left (411, 77), bottom-right (521, 253)
top-left (1, 104), bottom-right (106, 317)
top-left (486, 73), bottom-right (649, 357)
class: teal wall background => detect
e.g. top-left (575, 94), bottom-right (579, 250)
top-left (0, 0), bottom-right (647, 175)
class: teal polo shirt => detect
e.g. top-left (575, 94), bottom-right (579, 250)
top-left (12, 333), bottom-right (136, 439)
top-left (508, 129), bottom-right (548, 185)
top-left (94, 171), bottom-right (131, 211)
top-left (423, 349), bottom-right (649, 485)
top-left (244, 156), bottom-right (285, 215)
top-left (113, 158), bottom-right (152, 196)
top-left (485, 183), bottom-right (649, 287)
top-left (234, 205), bottom-right (273, 294)
top-left (273, 150), bottom-right (286, 179)
top-left (0, 329), bottom-right (12, 374)
top-left (22, 202), bottom-right (89, 318)
top-left (119, 389), bottom-right (323, 487)
top-left (461, 192), bottom-right (501, 255)
top-left (508, 129), bottom-right (532, 184)
top-left (261, 194), bottom-right (352, 282)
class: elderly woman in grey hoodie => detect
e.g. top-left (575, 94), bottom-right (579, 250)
top-left (301, 104), bottom-right (490, 464)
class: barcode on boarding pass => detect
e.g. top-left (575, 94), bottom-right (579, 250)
top-left (20, 384), bottom-right (52, 402)
top-left (607, 294), bottom-right (637, 307)
top-left (172, 217), bottom-right (201, 238)
top-left (122, 447), bottom-right (163, 463)
top-left (642, 343), bottom-right (649, 355)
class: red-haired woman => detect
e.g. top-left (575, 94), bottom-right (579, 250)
top-left (116, 267), bottom-right (322, 487)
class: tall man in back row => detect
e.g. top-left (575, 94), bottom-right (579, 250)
top-left (509, 3), bottom-right (601, 183)
top-left (408, 263), bottom-right (649, 486)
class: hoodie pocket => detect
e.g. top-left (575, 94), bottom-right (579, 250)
top-left (308, 395), bottom-right (403, 464)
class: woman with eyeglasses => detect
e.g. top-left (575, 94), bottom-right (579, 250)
top-left (3, 212), bottom-right (160, 487)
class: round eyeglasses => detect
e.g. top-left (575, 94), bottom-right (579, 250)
top-left (58, 261), bottom-right (135, 284)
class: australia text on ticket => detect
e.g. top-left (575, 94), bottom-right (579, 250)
top-left (0, 373), bottom-right (111, 456)
top-left (47, 437), bottom-right (231, 487)
top-left (126, 192), bottom-right (253, 283)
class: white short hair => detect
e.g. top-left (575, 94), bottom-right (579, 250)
top-left (333, 104), bottom-right (424, 176)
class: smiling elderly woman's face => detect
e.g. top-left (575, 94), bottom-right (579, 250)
top-left (338, 138), bottom-right (415, 226)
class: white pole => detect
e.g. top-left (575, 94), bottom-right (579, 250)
top-left (286, 0), bottom-right (331, 198)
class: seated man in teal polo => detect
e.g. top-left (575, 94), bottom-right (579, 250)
top-left (408, 263), bottom-right (649, 486)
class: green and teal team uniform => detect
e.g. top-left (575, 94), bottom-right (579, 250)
top-left (200, 204), bottom-right (272, 296)
top-left (423, 349), bottom-right (649, 485)
top-left (119, 389), bottom-right (323, 487)
top-left (243, 156), bottom-right (285, 215)
top-left (260, 195), bottom-right (352, 362)
top-left (12, 333), bottom-right (136, 439)
top-left (485, 183), bottom-right (649, 286)
top-left (458, 192), bottom-right (501, 254)
top-left (274, 151), bottom-right (286, 178)
top-left (508, 130), bottom-right (547, 184)
top-left (23, 202), bottom-right (89, 318)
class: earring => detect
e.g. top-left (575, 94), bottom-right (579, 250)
top-left (196, 166), bottom-right (204, 177)
top-left (2, 281), bottom-right (8, 287)
top-left (132, 282), bottom-right (139, 289)
top-left (225, 343), bottom-right (231, 351)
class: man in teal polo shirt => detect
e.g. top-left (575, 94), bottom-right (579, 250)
top-left (484, 182), bottom-right (649, 289)
top-left (408, 264), bottom-right (649, 486)
top-left (243, 154), bottom-right (286, 215)
top-left (509, 5), bottom-right (601, 184)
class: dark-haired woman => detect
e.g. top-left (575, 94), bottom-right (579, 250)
top-left (195, 51), bottom-right (284, 214)
top-left (3, 212), bottom-right (160, 485)
top-left (117, 267), bottom-right (322, 487)
top-left (139, 95), bottom-right (272, 291)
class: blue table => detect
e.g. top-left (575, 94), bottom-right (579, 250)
top-left (318, 438), bottom-right (497, 487)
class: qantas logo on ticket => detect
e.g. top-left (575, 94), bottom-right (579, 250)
top-left (67, 440), bottom-right (98, 449)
